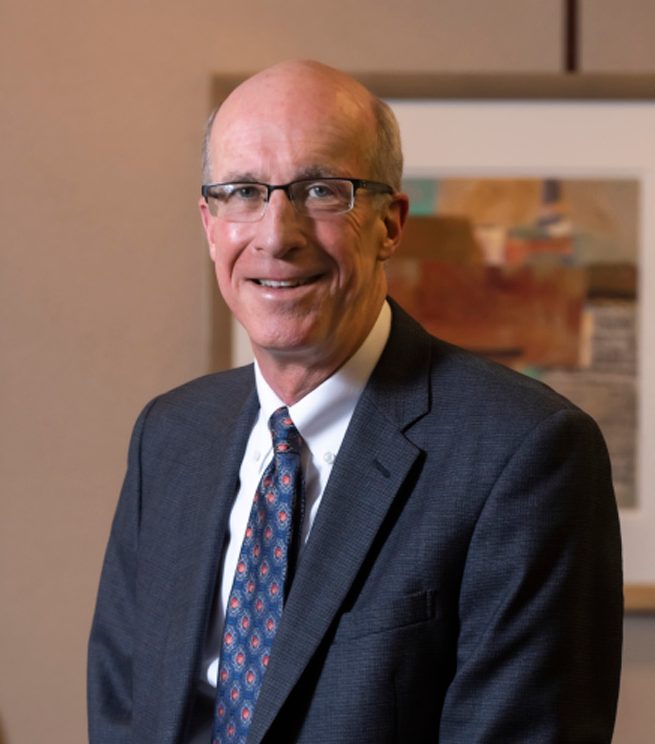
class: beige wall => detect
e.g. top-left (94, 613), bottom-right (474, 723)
top-left (1, 1), bottom-right (653, 741)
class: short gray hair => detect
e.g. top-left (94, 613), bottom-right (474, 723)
top-left (368, 95), bottom-right (404, 192)
top-left (201, 106), bottom-right (219, 185)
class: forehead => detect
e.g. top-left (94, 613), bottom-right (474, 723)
top-left (208, 72), bottom-right (375, 182)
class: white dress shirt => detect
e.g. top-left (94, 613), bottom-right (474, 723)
top-left (200, 301), bottom-right (391, 691)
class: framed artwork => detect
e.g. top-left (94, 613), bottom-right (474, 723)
top-left (211, 73), bottom-right (655, 610)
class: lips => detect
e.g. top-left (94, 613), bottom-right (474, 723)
top-left (254, 275), bottom-right (319, 288)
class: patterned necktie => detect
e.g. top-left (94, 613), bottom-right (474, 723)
top-left (212, 406), bottom-right (303, 744)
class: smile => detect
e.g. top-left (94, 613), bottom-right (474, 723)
top-left (255, 277), bottom-right (317, 288)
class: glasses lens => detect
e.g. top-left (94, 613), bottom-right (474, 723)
top-left (206, 183), bottom-right (267, 221)
top-left (290, 179), bottom-right (354, 215)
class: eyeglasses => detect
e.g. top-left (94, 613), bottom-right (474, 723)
top-left (201, 177), bottom-right (394, 222)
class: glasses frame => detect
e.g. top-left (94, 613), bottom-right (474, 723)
top-left (201, 177), bottom-right (395, 221)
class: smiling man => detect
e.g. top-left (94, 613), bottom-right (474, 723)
top-left (88, 61), bottom-right (623, 744)
top-left (200, 62), bottom-right (406, 404)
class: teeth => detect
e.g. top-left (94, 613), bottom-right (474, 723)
top-left (258, 278), bottom-right (307, 288)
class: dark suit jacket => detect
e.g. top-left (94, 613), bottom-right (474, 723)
top-left (88, 302), bottom-right (622, 743)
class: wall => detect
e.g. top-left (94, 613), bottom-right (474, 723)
top-left (1, 1), bottom-right (653, 741)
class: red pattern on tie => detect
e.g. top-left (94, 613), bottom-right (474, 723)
top-left (212, 407), bottom-right (302, 744)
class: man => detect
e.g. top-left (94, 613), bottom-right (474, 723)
top-left (88, 61), bottom-right (623, 743)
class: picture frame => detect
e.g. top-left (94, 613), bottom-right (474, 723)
top-left (210, 72), bottom-right (655, 611)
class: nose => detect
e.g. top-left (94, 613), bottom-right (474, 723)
top-left (252, 188), bottom-right (308, 258)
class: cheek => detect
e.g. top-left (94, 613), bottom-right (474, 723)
top-left (211, 223), bottom-right (252, 276)
top-left (318, 216), bottom-right (384, 278)
top-left (223, 221), bottom-right (251, 243)
top-left (213, 220), bottom-right (249, 250)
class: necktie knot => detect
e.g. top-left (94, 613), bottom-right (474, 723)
top-left (269, 406), bottom-right (301, 455)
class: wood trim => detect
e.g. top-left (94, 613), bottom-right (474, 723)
top-left (564, 0), bottom-right (579, 74)
top-left (625, 585), bottom-right (655, 613)
top-left (211, 73), bottom-right (655, 107)
top-left (357, 73), bottom-right (655, 101)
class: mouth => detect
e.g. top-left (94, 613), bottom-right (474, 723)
top-left (254, 276), bottom-right (319, 289)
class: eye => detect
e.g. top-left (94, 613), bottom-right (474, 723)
top-left (305, 181), bottom-right (340, 200)
top-left (229, 184), bottom-right (263, 201)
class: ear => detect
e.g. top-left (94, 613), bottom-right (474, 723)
top-left (377, 192), bottom-right (409, 262)
top-left (199, 197), bottom-right (218, 261)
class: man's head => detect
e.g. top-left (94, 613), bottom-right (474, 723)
top-left (199, 60), bottom-right (408, 402)
top-left (201, 64), bottom-right (404, 193)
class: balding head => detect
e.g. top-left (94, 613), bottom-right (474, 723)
top-left (202, 60), bottom-right (403, 191)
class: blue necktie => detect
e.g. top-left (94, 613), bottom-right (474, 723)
top-left (212, 406), bottom-right (303, 744)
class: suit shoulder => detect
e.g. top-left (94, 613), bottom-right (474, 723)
top-left (427, 333), bottom-right (595, 434)
top-left (159, 365), bottom-right (255, 404)
top-left (394, 303), bottom-right (587, 422)
top-left (389, 301), bottom-right (579, 421)
top-left (137, 365), bottom-right (256, 431)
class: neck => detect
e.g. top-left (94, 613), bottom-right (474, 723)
top-left (254, 349), bottom-right (351, 406)
top-left (253, 312), bottom-right (383, 405)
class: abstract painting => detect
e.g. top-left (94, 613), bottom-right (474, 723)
top-left (388, 177), bottom-right (639, 508)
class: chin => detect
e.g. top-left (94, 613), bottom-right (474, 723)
top-left (252, 329), bottom-right (326, 359)
top-left (257, 336), bottom-right (318, 356)
top-left (244, 315), bottom-right (318, 346)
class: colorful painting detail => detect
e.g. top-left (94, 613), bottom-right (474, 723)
top-left (388, 178), bottom-right (639, 508)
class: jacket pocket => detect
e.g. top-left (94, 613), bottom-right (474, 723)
top-left (333, 589), bottom-right (439, 642)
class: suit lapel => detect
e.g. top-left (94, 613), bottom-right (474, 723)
top-left (248, 305), bottom-right (432, 743)
top-left (157, 376), bottom-right (260, 742)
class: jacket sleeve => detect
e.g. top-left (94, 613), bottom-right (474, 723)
top-left (438, 407), bottom-right (623, 743)
top-left (87, 401), bottom-right (154, 743)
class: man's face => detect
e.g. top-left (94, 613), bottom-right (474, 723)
top-left (200, 65), bottom-right (406, 383)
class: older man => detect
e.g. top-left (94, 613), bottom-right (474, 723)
top-left (88, 61), bottom-right (622, 744)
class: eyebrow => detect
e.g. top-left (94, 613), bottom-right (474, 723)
top-left (295, 166), bottom-right (345, 180)
top-left (212, 165), bottom-right (348, 185)
top-left (214, 171), bottom-right (260, 184)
